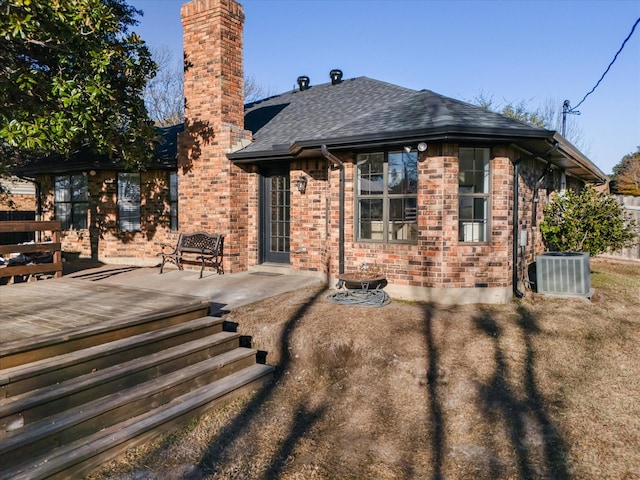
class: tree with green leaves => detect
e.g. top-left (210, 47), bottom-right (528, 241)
top-left (0, 0), bottom-right (157, 170)
top-left (540, 185), bottom-right (638, 255)
top-left (610, 147), bottom-right (640, 196)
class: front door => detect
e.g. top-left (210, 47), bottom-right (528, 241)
top-left (260, 169), bottom-right (290, 264)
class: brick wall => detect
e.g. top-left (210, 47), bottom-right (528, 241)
top-left (1, 194), bottom-right (35, 212)
top-left (322, 146), bottom-right (511, 290)
top-left (1, 178), bottom-right (36, 211)
top-left (37, 171), bottom-right (177, 262)
top-left (290, 159), bottom-right (331, 275)
top-left (288, 144), bottom-right (556, 299)
top-left (179, 0), bottom-right (252, 273)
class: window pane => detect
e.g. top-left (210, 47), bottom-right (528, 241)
top-left (472, 172), bottom-right (486, 193)
top-left (356, 151), bottom-right (418, 244)
top-left (170, 207), bottom-right (178, 231)
top-left (473, 197), bottom-right (487, 220)
top-left (459, 196), bottom-right (487, 222)
top-left (459, 152), bottom-right (473, 172)
top-left (357, 153), bottom-right (384, 195)
top-left (118, 173), bottom-right (141, 231)
top-left (54, 176), bottom-right (70, 202)
top-left (459, 198), bottom-right (487, 242)
top-left (71, 175), bottom-right (88, 201)
top-left (169, 172), bottom-right (178, 231)
top-left (459, 221), bottom-right (486, 242)
top-left (55, 176), bottom-right (88, 230)
top-left (56, 203), bottom-right (71, 230)
top-left (269, 174), bottom-right (289, 254)
top-left (358, 198), bottom-right (383, 240)
top-left (169, 172), bottom-right (178, 200)
top-left (479, 148), bottom-right (490, 192)
top-left (73, 203), bottom-right (88, 230)
top-left (119, 203), bottom-right (141, 231)
top-left (388, 197), bottom-right (418, 241)
top-left (459, 197), bottom-right (473, 221)
top-left (359, 198), bottom-right (383, 221)
top-left (118, 173), bottom-right (141, 202)
top-left (458, 148), bottom-right (489, 242)
top-left (388, 152), bottom-right (418, 194)
top-left (459, 147), bottom-right (489, 194)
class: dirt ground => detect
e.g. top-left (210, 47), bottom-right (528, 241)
top-left (89, 258), bottom-right (640, 480)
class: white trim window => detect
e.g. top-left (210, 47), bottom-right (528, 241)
top-left (54, 174), bottom-right (88, 230)
top-left (118, 173), bottom-right (141, 231)
top-left (356, 150), bottom-right (418, 243)
top-left (458, 147), bottom-right (490, 242)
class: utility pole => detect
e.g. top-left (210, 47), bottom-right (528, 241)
top-left (562, 100), bottom-right (580, 137)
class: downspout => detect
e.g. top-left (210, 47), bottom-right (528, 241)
top-left (511, 141), bottom-right (559, 299)
top-left (321, 145), bottom-right (345, 275)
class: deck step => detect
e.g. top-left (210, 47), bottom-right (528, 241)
top-left (0, 346), bottom-right (263, 468)
top-left (0, 315), bottom-right (226, 397)
top-left (0, 290), bottom-right (211, 370)
top-left (0, 331), bottom-right (243, 429)
top-left (0, 363), bottom-right (275, 480)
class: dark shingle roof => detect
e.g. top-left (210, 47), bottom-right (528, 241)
top-left (13, 124), bottom-right (183, 176)
top-left (232, 77), bottom-right (606, 182)
top-left (232, 77), bottom-right (547, 159)
top-left (241, 77), bottom-right (417, 153)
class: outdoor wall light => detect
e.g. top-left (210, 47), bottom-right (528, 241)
top-left (296, 175), bottom-right (308, 194)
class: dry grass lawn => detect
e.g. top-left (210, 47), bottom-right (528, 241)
top-left (89, 258), bottom-right (640, 480)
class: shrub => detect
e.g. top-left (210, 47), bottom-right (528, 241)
top-left (540, 185), bottom-right (638, 255)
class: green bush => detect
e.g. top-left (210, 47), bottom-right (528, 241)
top-left (540, 185), bottom-right (638, 256)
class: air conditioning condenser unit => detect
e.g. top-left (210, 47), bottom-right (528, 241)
top-left (536, 252), bottom-right (591, 297)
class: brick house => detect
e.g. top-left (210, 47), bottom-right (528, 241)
top-left (1, 177), bottom-right (36, 215)
top-left (13, 124), bottom-right (181, 262)
top-left (12, 0), bottom-right (607, 304)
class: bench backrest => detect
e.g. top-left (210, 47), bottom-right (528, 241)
top-left (177, 232), bottom-right (223, 254)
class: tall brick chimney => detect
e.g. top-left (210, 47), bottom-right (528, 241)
top-left (179, 0), bottom-right (252, 272)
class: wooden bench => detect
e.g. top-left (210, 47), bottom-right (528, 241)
top-left (158, 232), bottom-right (224, 278)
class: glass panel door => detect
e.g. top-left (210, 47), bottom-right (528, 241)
top-left (260, 169), bottom-right (290, 264)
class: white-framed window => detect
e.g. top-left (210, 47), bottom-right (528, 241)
top-left (169, 171), bottom-right (178, 231)
top-left (54, 174), bottom-right (88, 230)
top-left (458, 147), bottom-right (490, 242)
top-left (356, 150), bottom-right (418, 243)
top-left (118, 173), bottom-right (141, 231)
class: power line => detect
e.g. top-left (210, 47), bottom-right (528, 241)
top-left (570, 16), bottom-right (640, 111)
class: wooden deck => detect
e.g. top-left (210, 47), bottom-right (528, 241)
top-left (1, 278), bottom-right (211, 367)
top-left (0, 275), bottom-right (274, 478)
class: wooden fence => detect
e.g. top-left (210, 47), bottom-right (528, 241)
top-left (602, 195), bottom-right (640, 262)
top-left (0, 221), bottom-right (63, 282)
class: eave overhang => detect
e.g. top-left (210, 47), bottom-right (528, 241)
top-left (229, 126), bottom-right (607, 185)
top-left (229, 125), bottom-right (547, 163)
top-left (548, 132), bottom-right (608, 183)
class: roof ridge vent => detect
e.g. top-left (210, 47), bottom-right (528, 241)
top-left (330, 69), bottom-right (343, 85)
top-left (297, 76), bottom-right (310, 91)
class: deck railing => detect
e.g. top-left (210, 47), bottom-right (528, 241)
top-left (0, 221), bottom-right (63, 281)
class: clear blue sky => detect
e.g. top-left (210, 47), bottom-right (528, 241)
top-left (129, 0), bottom-right (640, 176)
